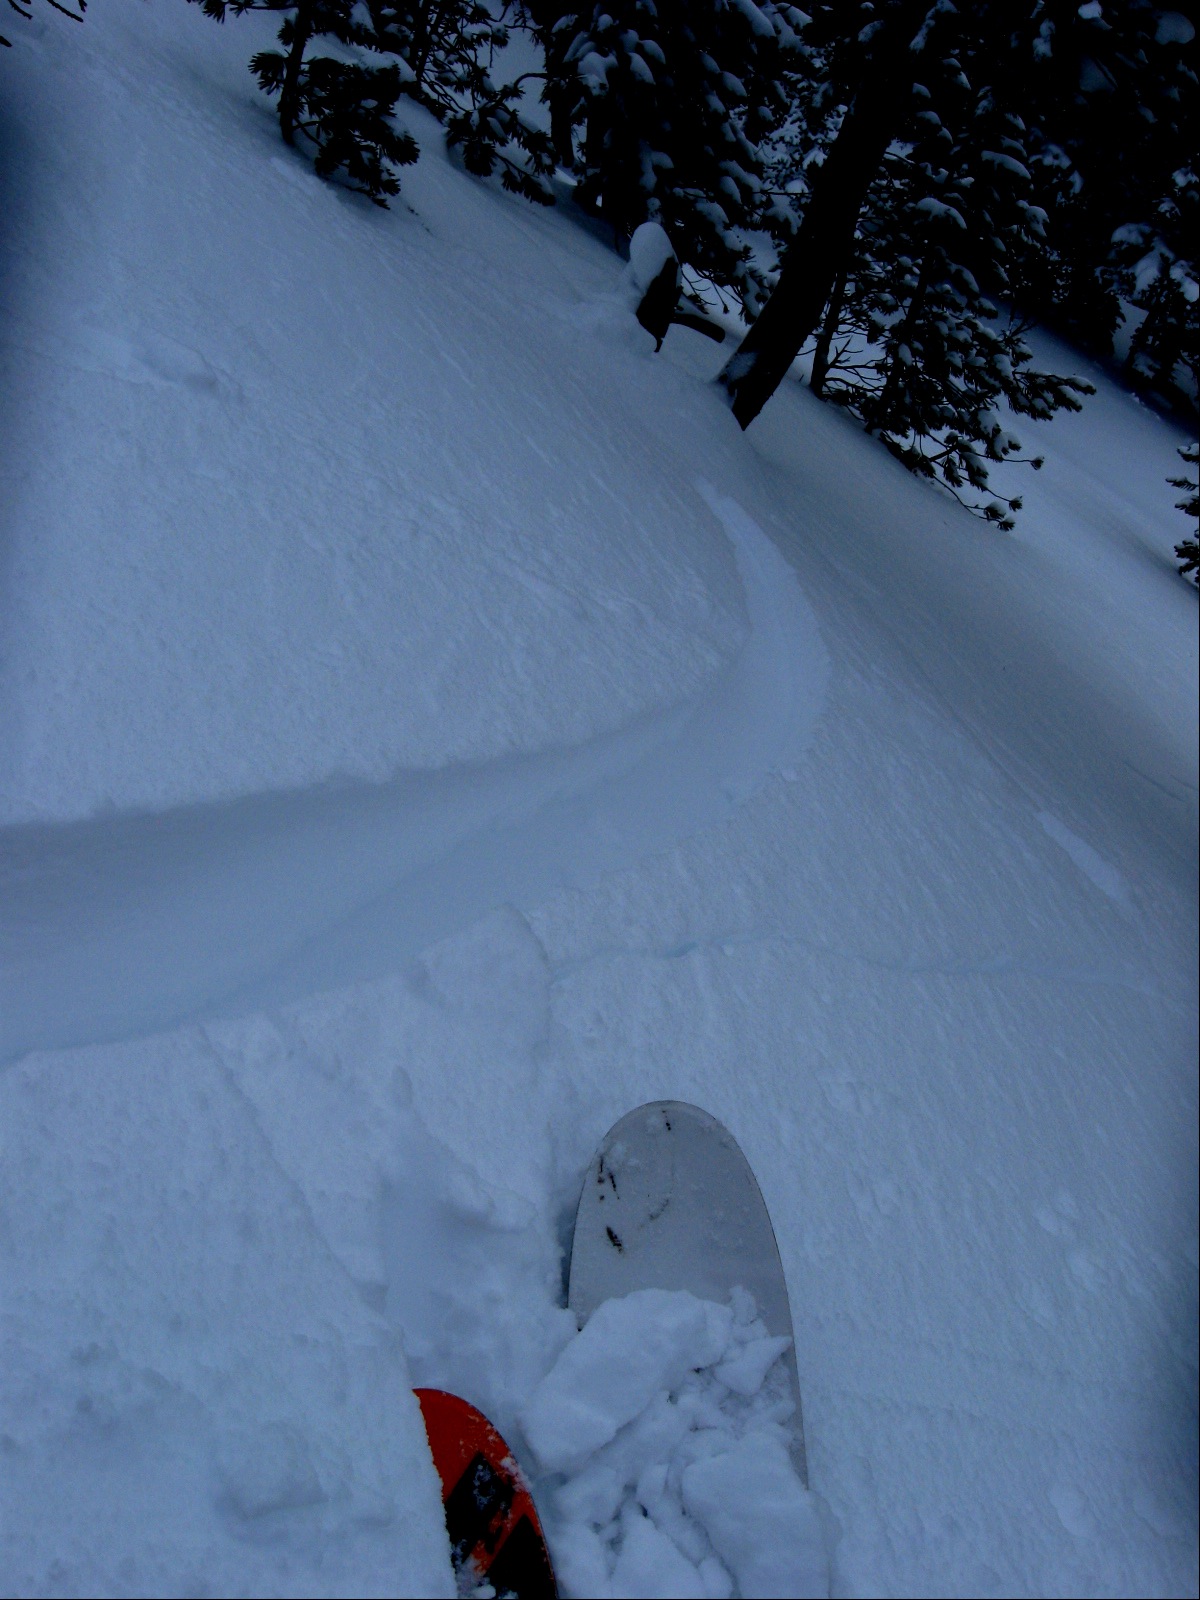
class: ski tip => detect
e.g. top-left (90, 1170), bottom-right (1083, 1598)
top-left (415, 1388), bottom-right (557, 1600)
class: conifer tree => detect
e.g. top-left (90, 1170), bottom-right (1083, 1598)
top-left (1171, 441), bottom-right (1198, 584)
top-left (1111, 161), bottom-right (1198, 414)
top-left (719, 0), bottom-right (1098, 527)
top-left (769, 6), bottom-right (1092, 525)
top-left (717, 0), bottom-right (932, 424)
top-left (359, 1), bottom-right (555, 202)
top-left (1013, 0), bottom-right (1198, 418)
top-left (189, 1), bottom-right (417, 205)
top-left (518, 0), bottom-right (581, 165)
top-left (532, 0), bottom-right (804, 309)
top-left (192, 1), bottom-right (554, 207)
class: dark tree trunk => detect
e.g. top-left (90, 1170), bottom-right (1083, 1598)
top-left (523, 0), bottom-right (579, 166)
top-left (810, 260), bottom-right (848, 397)
top-left (547, 81), bottom-right (577, 168)
top-left (412, 0), bottom-right (452, 96)
top-left (279, 0), bottom-right (317, 147)
top-left (636, 257), bottom-right (681, 350)
top-left (718, 0), bottom-right (931, 428)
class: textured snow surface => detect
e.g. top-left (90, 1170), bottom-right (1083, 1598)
top-left (0, 9), bottom-right (745, 825)
top-left (0, 1030), bottom-right (454, 1598)
top-left (2, 5), bottom-right (1197, 1599)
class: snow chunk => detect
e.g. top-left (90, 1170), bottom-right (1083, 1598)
top-left (714, 1333), bottom-right (793, 1396)
top-left (982, 149), bottom-right (1032, 181)
top-left (627, 51), bottom-right (656, 85)
top-left (526, 1289), bottom-right (824, 1599)
top-left (682, 1431), bottom-right (826, 1599)
top-left (612, 1510), bottom-right (711, 1598)
top-left (915, 196), bottom-right (967, 228)
top-left (577, 48), bottom-right (615, 87)
top-left (521, 1289), bottom-right (733, 1470)
top-left (729, 0), bottom-right (778, 38)
top-left (1156, 11), bottom-right (1194, 43)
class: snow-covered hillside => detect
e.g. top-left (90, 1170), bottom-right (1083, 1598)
top-left (1, 5), bottom-right (1196, 1597)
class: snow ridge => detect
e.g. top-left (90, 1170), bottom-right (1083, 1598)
top-left (0, 497), bottom-right (826, 1063)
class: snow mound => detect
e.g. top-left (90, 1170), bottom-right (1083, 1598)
top-left (628, 222), bottom-right (677, 291)
top-left (522, 1288), bottom-right (829, 1600)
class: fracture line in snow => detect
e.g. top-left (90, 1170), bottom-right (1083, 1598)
top-left (545, 930), bottom-right (1172, 1003)
top-left (0, 494), bottom-right (828, 1063)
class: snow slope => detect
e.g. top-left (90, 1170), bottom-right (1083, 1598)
top-left (0, 8), bottom-right (746, 823)
top-left (1, 5), bottom-right (1196, 1598)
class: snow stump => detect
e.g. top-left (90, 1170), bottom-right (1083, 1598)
top-left (520, 1288), bottom-right (828, 1600)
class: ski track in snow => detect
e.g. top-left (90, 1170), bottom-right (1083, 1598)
top-left (0, 491), bottom-right (828, 1064)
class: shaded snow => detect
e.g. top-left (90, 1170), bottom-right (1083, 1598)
top-left (0, 481), bottom-right (825, 1062)
top-left (0, 5), bottom-right (1196, 1600)
top-left (0, 8), bottom-right (745, 824)
top-left (0, 1028), bottom-right (454, 1597)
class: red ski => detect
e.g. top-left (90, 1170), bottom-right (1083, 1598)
top-left (415, 1388), bottom-right (557, 1600)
